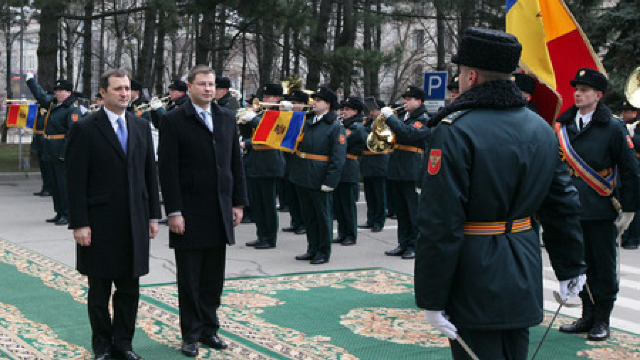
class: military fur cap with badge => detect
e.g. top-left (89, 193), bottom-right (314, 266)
top-left (447, 75), bottom-right (459, 90)
top-left (312, 85), bottom-right (338, 107)
top-left (215, 77), bottom-right (232, 89)
top-left (261, 83), bottom-right (284, 96)
top-left (512, 73), bottom-right (536, 95)
top-left (287, 89), bottom-right (309, 104)
top-left (402, 86), bottom-right (426, 101)
top-left (570, 67), bottom-right (608, 93)
top-left (54, 79), bottom-right (73, 92)
top-left (130, 79), bottom-right (143, 92)
top-left (342, 96), bottom-right (364, 112)
top-left (618, 100), bottom-right (637, 112)
top-left (452, 27), bottom-right (522, 73)
top-left (169, 80), bottom-right (187, 92)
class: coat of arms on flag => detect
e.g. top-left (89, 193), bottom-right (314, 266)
top-left (5, 103), bottom-right (38, 129)
top-left (252, 110), bottom-right (306, 152)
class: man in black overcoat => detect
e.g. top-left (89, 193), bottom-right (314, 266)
top-left (158, 65), bottom-right (248, 357)
top-left (66, 69), bottom-right (162, 360)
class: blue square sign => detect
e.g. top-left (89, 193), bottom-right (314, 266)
top-left (423, 72), bottom-right (448, 101)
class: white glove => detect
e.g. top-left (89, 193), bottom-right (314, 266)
top-left (280, 100), bottom-right (293, 111)
top-left (149, 97), bottom-right (163, 110)
top-left (424, 310), bottom-right (458, 339)
top-left (240, 110), bottom-right (256, 123)
top-left (320, 185), bottom-right (334, 192)
top-left (381, 106), bottom-right (394, 118)
top-left (25, 73), bottom-right (34, 81)
top-left (615, 211), bottom-right (635, 234)
top-left (559, 274), bottom-right (586, 302)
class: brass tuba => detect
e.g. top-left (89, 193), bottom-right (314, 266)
top-left (366, 107), bottom-right (402, 153)
top-left (624, 67), bottom-right (640, 136)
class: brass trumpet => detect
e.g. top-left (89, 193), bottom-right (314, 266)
top-left (366, 106), bottom-right (402, 153)
top-left (624, 66), bottom-right (640, 136)
top-left (134, 96), bottom-right (170, 113)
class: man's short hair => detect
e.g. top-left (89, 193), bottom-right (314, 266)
top-left (99, 69), bottom-right (130, 90)
top-left (188, 65), bottom-right (215, 84)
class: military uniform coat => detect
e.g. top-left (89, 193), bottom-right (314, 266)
top-left (360, 116), bottom-right (390, 178)
top-left (385, 106), bottom-right (430, 182)
top-left (66, 109), bottom-right (162, 278)
top-left (150, 94), bottom-right (188, 129)
top-left (339, 114), bottom-right (367, 183)
top-left (415, 80), bottom-right (586, 330)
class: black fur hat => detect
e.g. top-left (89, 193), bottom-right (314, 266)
top-left (312, 85), bottom-right (337, 105)
top-left (569, 68), bottom-right (608, 93)
top-left (261, 83), bottom-right (283, 96)
top-left (452, 27), bottom-right (522, 73)
top-left (512, 73), bottom-right (536, 95)
top-left (401, 86), bottom-right (426, 100)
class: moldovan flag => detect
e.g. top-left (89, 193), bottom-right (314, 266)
top-left (506, 0), bottom-right (605, 123)
top-left (5, 103), bottom-right (38, 129)
top-left (252, 110), bottom-right (306, 152)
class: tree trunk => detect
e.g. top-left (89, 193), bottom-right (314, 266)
top-left (65, 20), bottom-right (74, 82)
top-left (196, 10), bottom-right (213, 65)
top-left (306, 0), bottom-right (332, 89)
top-left (37, 1), bottom-right (59, 89)
top-left (369, 0), bottom-right (381, 99)
top-left (215, 6), bottom-right (227, 75)
top-left (258, 19), bottom-right (275, 84)
top-left (329, 0), bottom-right (355, 94)
top-left (136, 6), bottom-right (156, 86)
top-left (281, 26), bottom-right (290, 79)
top-left (362, 0), bottom-right (372, 96)
top-left (82, 0), bottom-right (93, 97)
top-left (436, 6), bottom-right (445, 71)
top-left (99, 0), bottom-right (105, 76)
top-left (154, 13), bottom-right (167, 95)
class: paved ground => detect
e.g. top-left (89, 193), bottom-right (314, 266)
top-left (1, 173), bottom-right (638, 334)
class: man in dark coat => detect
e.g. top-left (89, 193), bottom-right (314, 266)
top-left (215, 76), bottom-right (240, 110)
top-left (158, 65), bottom-right (248, 357)
top-left (26, 75), bottom-right (82, 225)
top-left (289, 85), bottom-right (346, 264)
top-left (557, 68), bottom-right (640, 341)
top-left (416, 27), bottom-right (587, 360)
top-left (66, 69), bottom-right (162, 360)
top-left (381, 86), bottom-right (431, 259)
top-left (332, 96), bottom-right (367, 246)
top-left (513, 72), bottom-right (539, 114)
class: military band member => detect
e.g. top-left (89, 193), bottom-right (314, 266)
top-left (281, 89), bottom-right (309, 235)
top-left (381, 86), bottom-right (431, 259)
top-left (150, 80), bottom-right (189, 129)
top-left (215, 77), bottom-right (240, 110)
top-left (513, 72), bottom-right (538, 114)
top-left (25, 74), bottom-right (82, 226)
top-left (558, 68), bottom-right (640, 341)
top-left (127, 79), bottom-right (152, 122)
top-left (619, 100), bottom-right (640, 250)
top-left (243, 83), bottom-right (286, 249)
top-left (332, 97), bottom-right (367, 246)
top-left (447, 74), bottom-right (460, 103)
top-left (359, 98), bottom-right (390, 232)
top-left (416, 27), bottom-right (587, 359)
top-left (32, 102), bottom-right (53, 197)
top-left (290, 86), bottom-right (346, 264)
top-left (619, 100), bottom-right (638, 124)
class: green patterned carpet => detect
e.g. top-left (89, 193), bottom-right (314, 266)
top-left (1, 238), bottom-right (638, 359)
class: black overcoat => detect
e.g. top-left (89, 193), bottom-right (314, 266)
top-left (66, 109), bottom-right (162, 278)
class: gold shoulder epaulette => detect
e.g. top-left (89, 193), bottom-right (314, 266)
top-left (441, 110), bottom-right (470, 125)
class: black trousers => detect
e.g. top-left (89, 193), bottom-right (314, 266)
top-left (87, 276), bottom-right (140, 354)
top-left (388, 180), bottom-right (418, 250)
top-left (50, 158), bottom-right (68, 216)
top-left (285, 178), bottom-right (305, 229)
top-left (450, 328), bottom-right (529, 360)
top-left (622, 209), bottom-right (640, 246)
top-left (333, 182), bottom-right (358, 241)
top-left (386, 178), bottom-right (396, 214)
top-left (363, 177), bottom-right (386, 228)
top-left (37, 151), bottom-right (53, 193)
top-left (248, 177), bottom-right (279, 245)
top-left (297, 185), bottom-right (332, 260)
top-left (174, 246), bottom-right (226, 343)
top-left (581, 220), bottom-right (618, 302)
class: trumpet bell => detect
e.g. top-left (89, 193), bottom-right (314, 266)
top-left (626, 66), bottom-right (640, 108)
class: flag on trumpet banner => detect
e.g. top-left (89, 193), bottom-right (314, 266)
top-left (252, 110), bottom-right (306, 152)
top-left (5, 103), bottom-right (38, 129)
top-left (506, 0), bottom-right (604, 123)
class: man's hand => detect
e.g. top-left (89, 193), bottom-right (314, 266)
top-left (559, 274), bottom-right (586, 302)
top-left (168, 215), bottom-right (185, 235)
top-left (25, 72), bottom-right (34, 81)
top-left (381, 107), bottom-right (394, 118)
top-left (149, 97), bottom-right (164, 110)
top-left (280, 100), bottom-right (293, 111)
top-left (73, 226), bottom-right (92, 246)
top-left (149, 221), bottom-right (159, 239)
top-left (615, 212), bottom-right (635, 234)
top-left (239, 110), bottom-right (256, 124)
top-left (232, 206), bottom-right (244, 227)
top-left (424, 310), bottom-right (458, 339)
top-left (320, 185), bottom-right (334, 192)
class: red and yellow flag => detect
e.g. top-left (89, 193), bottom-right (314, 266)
top-left (5, 103), bottom-right (38, 129)
top-left (506, 0), bottom-right (605, 122)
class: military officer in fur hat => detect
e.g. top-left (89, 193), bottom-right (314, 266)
top-left (332, 96), bottom-right (367, 246)
top-left (618, 100), bottom-right (638, 124)
top-left (447, 74), bottom-right (460, 103)
top-left (380, 86), bottom-right (431, 259)
top-left (513, 72), bottom-right (538, 114)
top-left (289, 85), bottom-right (346, 264)
top-left (557, 67), bottom-right (640, 341)
top-left (215, 77), bottom-right (240, 110)
top-left (149, 80), bottom-right (189, 129)
top-left (415, 27), bottom-right (587, 359)
top-left (127, 78), bottom-right (152, 122)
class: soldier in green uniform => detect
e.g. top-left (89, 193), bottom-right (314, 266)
top-left (242, 83), bottom-right (286, 249)
top-left (25, 75), bottom-right (82, 225)
top-left (332, 97), bottom-right (367, 246)
top-left (513, 73), bottom-right (538, 114)
top-left (557, 68), bottom-right (640, 341)
top-left (215, 77), bottom-right (240, 110)
top-left (447, 74), bottom-right (460, 103)
top-left (381, 86), bottom-right (431, 259)
top-left (150, 80), bottom-right (189, 129)
top-left (127, 79), bottom-right (152, 123)
top-left (416, 27), bottom-right (587, 359)
top-left (289, 86), bottom-right (346, 264)
top-left (32, 104), bottom-right (53, 197)
top-left (359, 98), bottom-right (390, 232)
top-left (619, 100), bottom-right (640, 250)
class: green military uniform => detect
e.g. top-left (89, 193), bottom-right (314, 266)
top-left (360, 114), bottom-right (390, 231)
top-left (27, 78), bottom-right (82, 224)
top-left (32, 106), bottom-right (53, 195)
top-left (127, 96), bottom-right (152, 123)
top-left (289, 90), bottom-right (346, 264)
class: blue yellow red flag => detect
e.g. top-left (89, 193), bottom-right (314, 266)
top-left (252, 110), bottom-right (306, 152)
top-left (5, 103), bottom-right (38, 128)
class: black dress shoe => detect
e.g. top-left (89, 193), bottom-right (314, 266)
top-left (623, 244), bottom-right (639, 250)
top-left (385, 246), bottom-right (405, 256)
top-left (94, 353), bottom-right (111, 360)
top-left (559, 318), bottom-right (593, 333)
top-left (341, 238), bottom-right (356, 246)
top-left (295, 253), bottom-right (314, 260)
top-left (371, 225), bottom-right (383, 232)
top-left (254, 242), bottom-right (275, 249)
top-left (112, 349), bottom-right (144, 360)
top-left (294, 227), bottom-right (307, 235)
top-left (587, 322), bottom-right (610, 341)
top-left (245, 240), bottom-right (260, 247)
top-left (181, 342), bottom-right (198, 357)
top-left (46, 214), bottom-right (61, 223)
top-left (310, 257), bottom-right (328, 264)
top-left (199, 334), bottom-right (228, 349)
top-left (55, 216), bottom-right (69, 226)
top-left (332, 237), bottom-right (345, 244)
top-left (282, 226), bottom-right (296, 232)
top-left (401, 249), bottom-right (415, 259)
top-left (358, 223), bottom-right (373, 229)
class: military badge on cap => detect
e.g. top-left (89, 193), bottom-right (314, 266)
top-left (428, 149), bottom-right (442, 175)
top-left (579, 70), bottom-right (586, 76)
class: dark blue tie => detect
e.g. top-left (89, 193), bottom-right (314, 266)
top-left (116, 117), bottom-right (127, 154)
